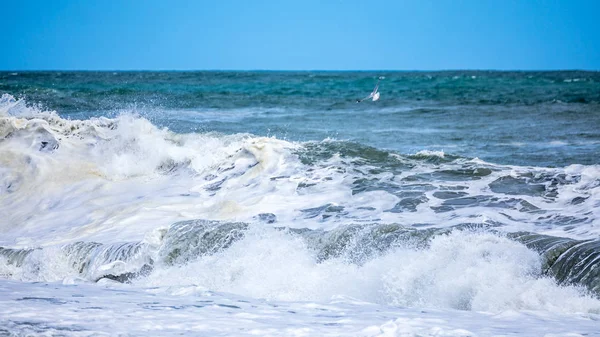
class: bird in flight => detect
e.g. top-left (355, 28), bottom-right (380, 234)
top-left (357, 76), bottom-right (384, 103)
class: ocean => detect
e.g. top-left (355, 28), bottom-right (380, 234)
top-left (0, 71), bottom-right (599, 336)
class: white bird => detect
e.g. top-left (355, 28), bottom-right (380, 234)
top-left (357, 76), bottom-right (384, 103)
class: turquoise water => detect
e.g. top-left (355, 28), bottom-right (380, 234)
top-left (2, 71), bottom-right (599, 166)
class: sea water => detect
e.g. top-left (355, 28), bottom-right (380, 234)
top-left (1, 71), bottom-right (599, 336)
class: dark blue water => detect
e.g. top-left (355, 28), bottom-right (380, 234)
top-left (1, 71), bottom-right (599, 166)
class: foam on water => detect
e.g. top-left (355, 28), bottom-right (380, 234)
top-left (1, 279), bottom-right (598, 337)
top-left (0, 95), bottom-right (360, 245)
top-left (2, 226), bottom-right (600, 336)
top-left (2, 93), bottom-right (600, 335)
top-left (137, 228), bottom-right (600, 314)
top-left (2, 93), bottom-right (600, 243)
top-left (3, 94), bottom-right (600, 236)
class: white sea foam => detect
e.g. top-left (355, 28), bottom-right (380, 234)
top-left (1, 279), bottom-right (597, 337)
top-left (0, 95), bottom-right (401, 246)
top-left (2, 229), bottom-right (599, 336)
top-left (413, 149), bottom-right (445, 157)
top-left (1, 93), bottom-right (599, 248)
top-left (2, 94), bottom-right (600, 335)
top-left (136, 229), bottom-right (600, 314)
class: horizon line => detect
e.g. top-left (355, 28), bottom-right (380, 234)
top-left (1, 69), bottom-right (599, 73)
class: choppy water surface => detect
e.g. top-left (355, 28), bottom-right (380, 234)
top-left (1, 71), bottom-right (599, 336)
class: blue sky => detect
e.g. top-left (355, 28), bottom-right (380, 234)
top-left (1, 0), bottom-right (599, 70)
